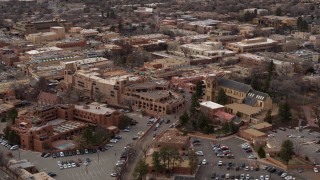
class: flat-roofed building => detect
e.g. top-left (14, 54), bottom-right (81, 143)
top-left (239, 128), bottom-right (267, 142)
top-left (155, 129), bottom-right (190, 149)
top-left (226, 37), bottom-right (277, 53)
top-left (122, 81), bottom-right (185, 115)
top-left (11, 103), bottom-right (122, 152)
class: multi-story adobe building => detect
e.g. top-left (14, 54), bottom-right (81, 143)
top-left (226, 37), bottom-right (277, 53)
top-left (253, 16), bottom-right (297, 28)
top-left (122, 81), bottom-right (185, 115)
top-left (11, 18), bottom-right (71, 35)
top-left (205, 76), bottom-right (272, 122)
top-left (11, 103), bottom-right (123, 152)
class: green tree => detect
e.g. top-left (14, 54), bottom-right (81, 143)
top-left (264, 110), bottom-right (273, 124)
top-left (152, 152), bottom-right (163, 176)
top-left (250, 74), bottom-right (259, 91)
top-left (190, 93), bottom-right (200, 114)
top-left (7, 108), bottom-right (18, 124)
top-left (82, 128), bottom-right (93, 144)
top-left (118, 115), bottom-right (131, 130)
top-left (263, 60), bottom-right (275, 93)
top-left (8, 130), bottom-right (20, 145)
top-left (134, 160), bottom-right (148, 180)
top-left (188, 149), bottom-right (198, 175)
top-left (169, 148), bottom-right (181, 172)
top-left (297, 17), bottom-right (309, 32)
top-left (279, 140), bottom-right (294, 164)
top-left (195, 81), bottom-right (204, 97)
top-left (159, 147), bottom-right (170, 171)
top-left (275, 7), bottom-right (282, 16)
top-left (179, 111), bottom-right (189, 126)
top-left (198, 113), bottom-right (209, 134)
top-left (222, 122), bottom-right (230, 134)
top-left (278, 102), bottom-right (292, 123)
top-left (229, 121), bottom-right (239, 134)
top-left (236, 111), bottom-right (241, 118)
top-left (216, 88), bottom-right (228, 105)
top-left (257, 146), bottom-right (266, 158)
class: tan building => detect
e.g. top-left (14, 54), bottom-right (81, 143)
top-left (180, 42), bottom-right (235, 57)
top-left (254, 16), bottom-right (297, 27)
top-left (226, 37), bottom-right (277, 53)
top-left (205, 76), bottom-right (272, 121)
top-left (26, 26), bottom-right (65, 44)
top-left (122, 81), bottom-right (185, 115)
top-left (239, 128), bottom-right (267, 142)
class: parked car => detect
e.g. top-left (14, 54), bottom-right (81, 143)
top-left (60, 152), bottom-right (64, 157)
top-left (84, 149), bottom-right (89, 154)
top-left (202, 159), bottom-right (207, 165)
top-left (195, 151), bottom-right (204, 156)
top-left (314, 167), bottom-right (319, 173)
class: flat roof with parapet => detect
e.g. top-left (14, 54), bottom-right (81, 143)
top-left (53, 120), bottom-right (87, 134)
top-left (229, 38), bottom-right (276, 47)
top-left (75, 103), bottom-right (116, 115)
top-left (200, 101), bottom-right (224, 110)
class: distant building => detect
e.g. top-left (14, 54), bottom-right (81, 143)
top-left (26, 26), bottom-right (66, 44)
top-left (177, 19), bottom-right (222, 34)
top-left (226, 37), bottom-right (277, 53)
top-left (254, 15), bottom-right (297, 28)
top-left (12, 18), bottom-right (70, 35)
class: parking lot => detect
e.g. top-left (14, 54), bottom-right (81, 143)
top-left (267, 127), bottom-right (320, 163)
top-left (0, 112), bottom-right (151, 180)
top-left (193, 137), bottom-right (291, 180)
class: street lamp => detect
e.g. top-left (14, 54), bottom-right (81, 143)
top-left (97, 150), bottom-right (99, 162)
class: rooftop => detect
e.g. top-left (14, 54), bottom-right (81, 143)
top-left (252, 122), bottom-right (272, 130)
top-left (217, 78), bottom-right (252, 93)
top-left (200, 101), bottom-right (224, 110)
top-left (157, 129), bottom-right (189, 144)
top-left (75, 103), bottom-right (116, 115)
top-left (242, 128), bottom-right (266, 137)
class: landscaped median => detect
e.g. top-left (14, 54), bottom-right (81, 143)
top-left (188, 132), bottom-right (216, 140)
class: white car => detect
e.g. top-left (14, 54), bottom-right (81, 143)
top-left (84, 161), bottom-right (88, 166)
top-left (288, 135), bottom-right (295, 138)
top-left (10, 145), bottom-right (18, 150)
top-left (202, 159), bottom-right (207, 165)
top-left (60, 152), bottom-right (64, 157)
top-left (225, 173), bottom-right (230, 179)
top-left (248, 155), bottom-right (257, 159)
top-left (218, 161), bottom-right (223, 166)
top-left (245, 166), bottom-right (249, 171)
top-left (123, 129), bottom-right (130, 132)
top-left (67, 163), bottom-right (72, 168)
top-left (281, 173), bottom-right (287, 178)
top-left (59, 165), bottom-right (63, 170)
top-left (63, 164), bottom-right (68, 169)
top-left (116, 160), bottom-right (125, 166)
top-left (314, 167), bottom-right (319, 173)
top-left (57, 161), bottom-right (61, 166)
top-left (195, 151), bottom-right (204, 156)
top-left (265, 175), bottom-right (269, 180)
top-left (72, 163), bottom-right (76, 168)
top-left (268, 134), bottom-right (275, 137)
top-left (110, 139), bottom-right (118, 143)
top-left (260, 175), bottom-right (264, 180)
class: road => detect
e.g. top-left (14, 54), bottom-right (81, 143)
top-left (122, 92), bottom-right (191, 180)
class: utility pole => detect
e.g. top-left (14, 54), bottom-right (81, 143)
top-left (85, 164), bottom-right (88, 174)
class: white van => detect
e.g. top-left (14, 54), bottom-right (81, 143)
top-left (156, 123), bottom-right (160, 128)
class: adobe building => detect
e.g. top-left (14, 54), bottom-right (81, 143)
top-left (11, 103), bottom-right (123, 152)
top-left (226, 37), bottom-right (277, 53)
top-left (205, 76), bottom-right (272, 122)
